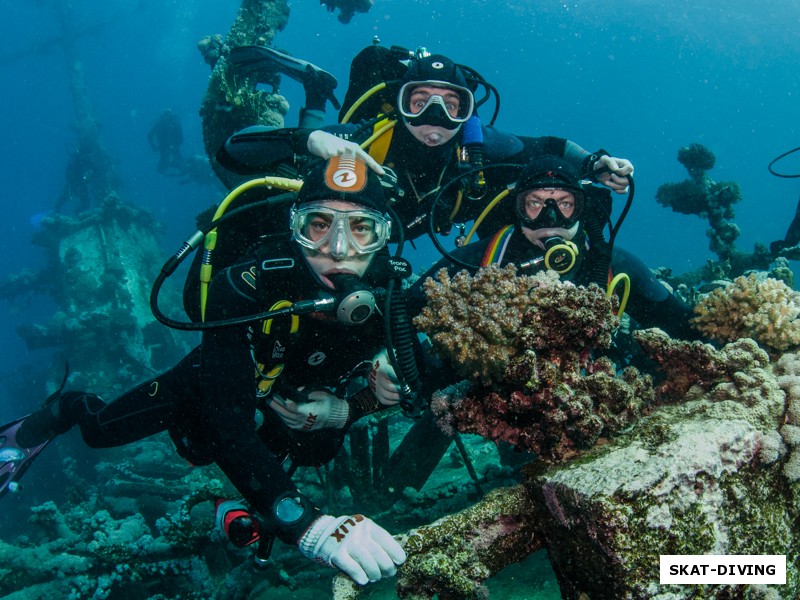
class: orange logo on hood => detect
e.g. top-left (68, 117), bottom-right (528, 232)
top-left (325, 155), bottom-right (367, 193)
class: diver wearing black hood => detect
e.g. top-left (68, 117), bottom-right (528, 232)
top-left (217, 47), bottom-right (634, 242)
top-left (409, 155), bottom-right (700, 341)
top-left (4, 157), bottom-right (410, 586)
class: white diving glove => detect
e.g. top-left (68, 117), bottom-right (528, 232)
top-left (298, 514), bottom-right (407, 585)
top-left (306, 130), bottom-right (385, 176)
top-left (369, 349), bottom-right (402, 406)
top-left (593, 155), bottom-right (635, 193)
top-left (267, 390), bottom-right (349, 431)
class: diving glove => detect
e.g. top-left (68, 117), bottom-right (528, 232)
top-left (298, 513), bottom-right (406, 585)
top-left (267, 388), bottom-right (350, 431)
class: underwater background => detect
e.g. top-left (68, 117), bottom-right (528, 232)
top-left (2, 0), bottom-right (800, 415)
top-left (1, 0), bottom-right (799, 598)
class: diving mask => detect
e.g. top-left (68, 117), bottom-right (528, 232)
top-left (290, 204), bottom-right (391, 256)
top-left (398, 80), bottom-right (475, 125)
top-left (516, 188), bottom-right (585, 230)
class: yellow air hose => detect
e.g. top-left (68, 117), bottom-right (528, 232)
top-left (463, 188), bottom-right (511, 244)
top-left (341, 82), bottom-right (388, 124)
top-left (200, 176), bottom-right (303, 321)
top-left (607, 272), bottom-right (631, 316)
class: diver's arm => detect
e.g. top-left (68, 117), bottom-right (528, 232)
top-left (490, 130), bottom-right (634, 192)
top-left (562, 142), bottom-right (634, 192)
top-left (215, 123), bottom-right (363, 176)
top-left (306, 129), bottom-right (385, 175)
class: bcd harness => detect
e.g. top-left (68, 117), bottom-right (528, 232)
top-left (246, 249), bottom-right (388, 421)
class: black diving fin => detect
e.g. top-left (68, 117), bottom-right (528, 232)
top-left (229, 45), bottom-right (341, 111)
top-left (0, 415), bottom-right (51, 499)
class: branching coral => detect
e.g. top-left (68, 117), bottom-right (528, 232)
top-left (678, 142), bottom-right (716, 175)
top-left (418, 265), bottom-right (653, 461)
top-left (438, 355), bottom-right (653, 462)
top-left (691, 273), bottom-right (800, 354)
top-left (413, 265), bottom-right (550, 385)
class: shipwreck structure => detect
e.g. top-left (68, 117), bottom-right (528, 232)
top-left (3, 0), bottom-right (798, 598)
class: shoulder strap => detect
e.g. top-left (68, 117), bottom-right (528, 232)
top-left (253, 251), bottom-right (303, 396)
top-left (367, 117), bottom-right (395, 165)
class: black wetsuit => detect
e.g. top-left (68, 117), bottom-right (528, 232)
top-left (216, 122), bottom-right (597, 242)
top-left (372, 123), bottom-right (593, 240)
top-left (148, 111), bottom-right (184, 174)
top-left (50, 237), bottom-right (397, 541)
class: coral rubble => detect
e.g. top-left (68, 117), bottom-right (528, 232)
top-left (416, 265), bottom-right (652, 461)
top-left (398, 259), bottom-right (800, 600)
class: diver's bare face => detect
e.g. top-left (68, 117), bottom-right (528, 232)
top-left (300, 200), bottom-right (376, 289)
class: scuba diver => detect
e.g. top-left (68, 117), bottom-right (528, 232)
top-left (217, 44), bottom-right (634, 243)
top-left (771, 200), bottom-right (800, 254)
top-left (173, 45), bottom-right (346, 324)
top-left (148, 108), bottom-right (184, 174)
top-left (768, 145), bottom-right (800, 255)
top-left (410, 154), bottom-right (699, 341)
top-left (54, 146), bottom-right (94, 214)
top-left (54, 134), bottom-right (112, 214)
top-left (1, 156), bottom-right (412, 586)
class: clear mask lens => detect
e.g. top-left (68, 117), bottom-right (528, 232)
top-left (398, 81), bottom-right (474, 123)
top-left (291, 205), bottom-right (391, 256)
top-left (517, 189), bottom-right (584, 219)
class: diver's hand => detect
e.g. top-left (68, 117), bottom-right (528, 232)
top-left (369, 349), bottom-right (402, 406)
top-left (267, 390), bottom-right (349, 430)
top-left (593, 155), bottom-right (634, 193)
top-left (298, 514), bottom-right (406, 585)
top-left (307, 130), bottom-right (385, 176)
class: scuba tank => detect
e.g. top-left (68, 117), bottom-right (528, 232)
top-left (338, 42), bottom-right (413, 124)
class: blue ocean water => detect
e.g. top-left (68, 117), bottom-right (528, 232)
top-left (1, 1), bottom-right (799, 408)
top-left (0, 0), bottom-right (798, 594)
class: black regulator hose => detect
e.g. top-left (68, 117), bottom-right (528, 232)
top-left (427, 163), bottom-right (524, 269)
top-left (768, 146), bottom-right (800, 178)
top-left (149, 192), bottom-right (299, 331)
top-left (151, 264), bottom-right (334, 331)
top-left (608, 174), bottom-right (635, 247)
top-left (386, 279), bottom-right (423, 416)
top-left (583, 207), bottom-right (613, 286)
top-left (383, 206), bottom-right (424, 416)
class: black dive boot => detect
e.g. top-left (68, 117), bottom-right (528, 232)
top-left (229, 45), bottom-right (341, 110)
top-left (15, 391), bottom-right (88, 448)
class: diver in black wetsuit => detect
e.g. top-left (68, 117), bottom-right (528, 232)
top-left (148, 108), bottom-right (184, 174)
top-left (5, 157), bottom-right (409, 586)
top-left (771, 194), bottom-right (800, 254)
top-left (410, 154), bottom-right (699, 341)
top-left (218, 46), bottom-right (635, 242)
